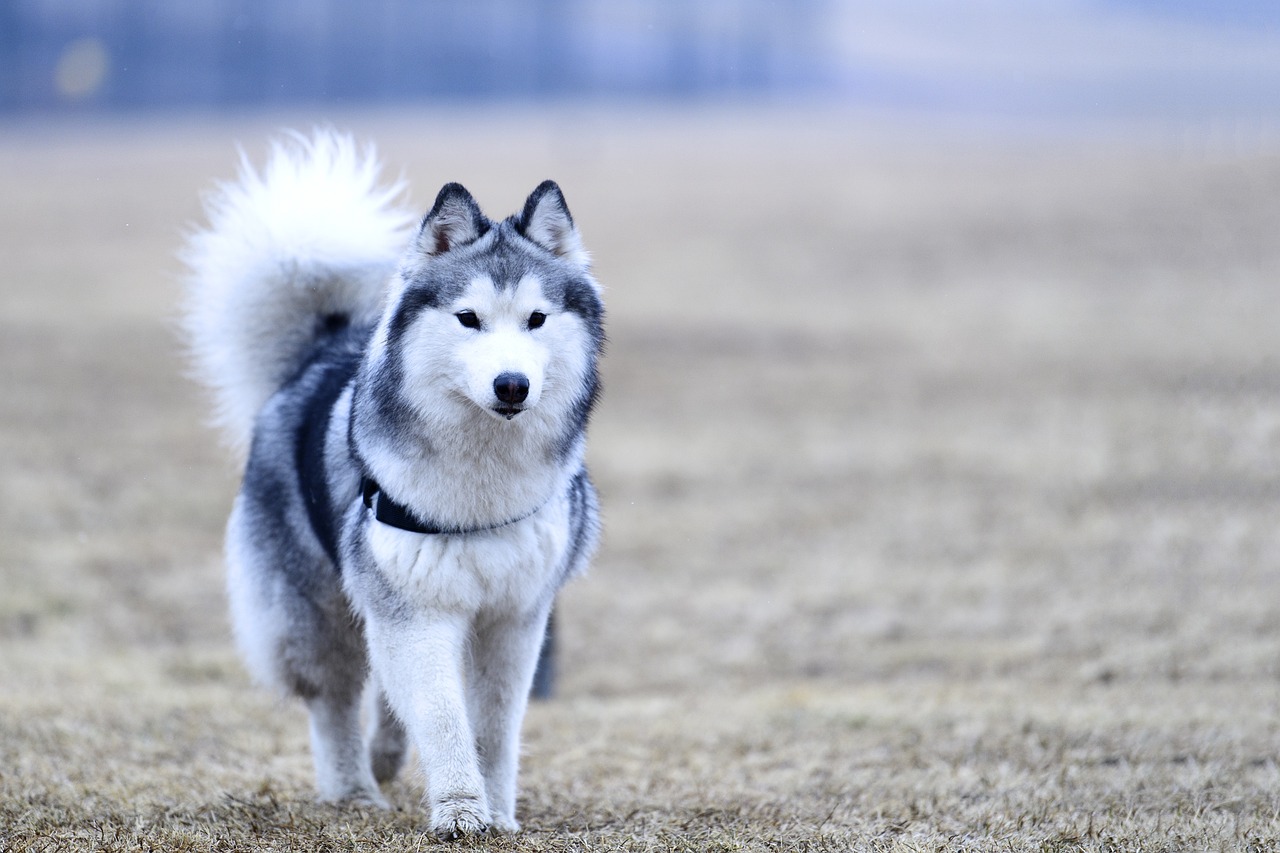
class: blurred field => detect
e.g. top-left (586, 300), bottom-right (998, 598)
top-left (2, 108), bottom-right (1280, 851)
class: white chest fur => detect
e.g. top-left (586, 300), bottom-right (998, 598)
top-left (364, 490), bottom-right (571, 615)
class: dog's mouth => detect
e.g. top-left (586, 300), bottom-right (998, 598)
top-left (492, 405), bottom-right (525, 420)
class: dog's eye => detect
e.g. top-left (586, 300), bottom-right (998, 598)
top-left (455, 311), bottom-right (481, 329)
top-left (527, 311), bottom-right (547, 330)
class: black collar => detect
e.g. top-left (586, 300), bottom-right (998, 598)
top-left (361, 477), bottom-right (540, 536)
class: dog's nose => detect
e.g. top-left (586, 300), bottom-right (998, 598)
top-left (493, 372), bottom-right (530, 405)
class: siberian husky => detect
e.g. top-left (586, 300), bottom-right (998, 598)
top-left (183, 131), bottom-right (603, 837)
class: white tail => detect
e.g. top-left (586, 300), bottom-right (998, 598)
top-left (182, 130), bottom-right (414, 454)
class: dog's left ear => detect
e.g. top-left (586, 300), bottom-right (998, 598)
top-left (516, 181), bottom-right (590, 270)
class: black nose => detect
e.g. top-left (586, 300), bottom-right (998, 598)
top-left (493, 372), bottom-right (530, 405)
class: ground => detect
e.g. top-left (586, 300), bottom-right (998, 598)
top-left (1, 108), bottom-right (1278, 851)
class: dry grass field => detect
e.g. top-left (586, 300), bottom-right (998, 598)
top-left (2, 108), bottom-right (1279, 851)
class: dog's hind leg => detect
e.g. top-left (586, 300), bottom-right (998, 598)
top-left (368, 682), bottom-right (408, 784)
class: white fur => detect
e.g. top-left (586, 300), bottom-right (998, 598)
top-left (361, 274), bottom-right (595, 530)
top-left (452, 279), bottom-right (550, 414)
top-left (364, 484), bottom-right (572, 613)
top-left (224, 494), bottom-right (278, 686)
top-left (183, 130), bottom-right (414, 454)
top-left (341, 273), bottom-right (592, 835)
top-left (351, 494), bottom-right (572, 832)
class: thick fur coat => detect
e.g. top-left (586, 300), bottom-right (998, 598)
top-left (183, 132), bottom-right (603, 837)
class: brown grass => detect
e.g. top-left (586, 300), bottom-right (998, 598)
top-left (2, 108), bottom-right (1280, 851)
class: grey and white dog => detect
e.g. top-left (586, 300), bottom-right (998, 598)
top-left (183, 132), bottom-right (603, 837)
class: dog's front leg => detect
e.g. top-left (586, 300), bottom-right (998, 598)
top-left (364, 609), bottom-right (490, 839)
top-left (469, 604), bottom-right (553, 833)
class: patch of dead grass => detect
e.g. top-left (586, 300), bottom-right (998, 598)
top-left (2, 108), bottom-right (1280, 851)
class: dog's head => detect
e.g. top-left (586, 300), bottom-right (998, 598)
top-left (379, 182), bottom-right (603, 431)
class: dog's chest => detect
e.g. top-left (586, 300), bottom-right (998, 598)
top-left (364, 496), bottom-right (570, 614)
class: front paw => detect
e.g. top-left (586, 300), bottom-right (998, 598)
top-left (430, 794), bottom-right (491, 840)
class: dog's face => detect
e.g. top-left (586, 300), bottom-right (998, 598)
top-left (438, 273), bottom-right (553, 420)
top-left (381, 182), bottom-right (603, 430)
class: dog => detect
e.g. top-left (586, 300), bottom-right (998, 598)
top-left (182, 131), bottom-right (603, 837)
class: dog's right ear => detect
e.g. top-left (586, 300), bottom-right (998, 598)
top-left (415, 183), bottom-right (488, 256)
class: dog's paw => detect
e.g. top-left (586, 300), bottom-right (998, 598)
top-left (430, 794), bottom-right (490, 840)
top-left (488, 814), bottom-right (520, 835)
top-left (318, 784), bottom-right (390, 810)
top-left (353, 789), bottom-right (392, 811)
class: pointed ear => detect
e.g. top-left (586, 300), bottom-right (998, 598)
top-left (415, 183), bottom-right (488, 256)
top-left (516, 180), bottom-right (589, 269)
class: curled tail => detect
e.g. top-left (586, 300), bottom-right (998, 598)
top-left (183, 130), bottom-right (414, 454)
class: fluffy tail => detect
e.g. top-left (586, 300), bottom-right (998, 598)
top-left (183, 130), bottom-right (414, 454)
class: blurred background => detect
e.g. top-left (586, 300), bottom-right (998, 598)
top-left (4, 3), bottom-right (1280, 847)
top-left (4, 0), bottom-right (1280, 709)
top-left (2, 0), bottom-right (1278, 134)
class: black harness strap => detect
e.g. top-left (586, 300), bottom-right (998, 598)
top-left (361, 476), bottom-right (543, 536)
